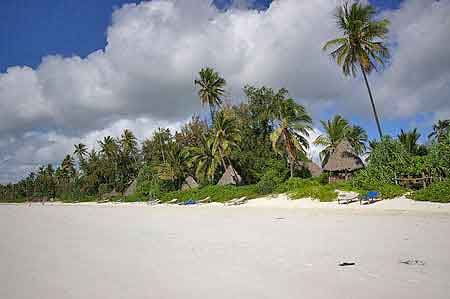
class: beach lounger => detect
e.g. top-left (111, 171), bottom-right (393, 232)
top-left (178, 199), bottom-right (197, 205)
top-left (337, 192), bottom-right (359, 204)
top-left (147, 198), bottom-right (161, 205)
top-left (360, 191), bottom-right (380, 205)
top-left (197, 197), bottom-right (211, 204)
top-left (167, 198), bottom-right (179, 204)
top-left (225, 196), bottom-right (247, 206)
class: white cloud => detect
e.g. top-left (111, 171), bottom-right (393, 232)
top-left (1, 0), bottom-right (449, 182)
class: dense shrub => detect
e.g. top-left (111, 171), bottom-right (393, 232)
top-left (275, 178), bottom-right (338, 202)
top-left (354, 137), bottom-right (411, 188)
top-left (411, 179), bottom-right (450, 203)
top-left (160, 184), bottom-right (260, 203)
top-left (256, 168), bottom-right (287, 194)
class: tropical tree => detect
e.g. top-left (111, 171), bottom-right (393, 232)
top-left (271, 98), bottom-right (312, 177)
top-left (323, 1), bottom-right (390, 138)
top-left (398, 128), bottom-right (421, 155)
top-left (428, 119), bottom-right (450, 143)
top-left (194, 67), bottom-right (226, 122)
top-left (211, 110), bottom-right (241, 172)
top-left (186, 134), bottom-right (221, 183)
top-left (314, 115), bottom-right (367, 166)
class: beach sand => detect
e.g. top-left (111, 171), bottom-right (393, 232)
top-left (1, 197), bottom-right (450, 298)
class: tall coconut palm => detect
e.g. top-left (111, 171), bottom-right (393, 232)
top-left (194, 67), bottom-right (226, 123)
top-left (323, 1), bottom-right (390, 139)
top-left (314, 115), bottom-right (367, 166)
top-left (398, 128), bottom-right (421, 155)
top-left (271, 99), bottom-right (312, 177)
top-left (73, 143), bottom-right (87, 172)
top-left (212, 110), bottom-right (241, 172)
top-left (73, 143), bottom-right (87, 161)
top-left (428, 119), bottom-right (450, 143)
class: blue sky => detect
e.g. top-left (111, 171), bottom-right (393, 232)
top-left (0, 0), bottom-right (403, 72)
top-left (0, 0), bottom-right (409, 139)
top-left (1, 0), bottom-right (448, 183)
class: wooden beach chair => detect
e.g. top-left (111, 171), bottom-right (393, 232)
top-left (197, 197), bottom-right (211, 204)
top-left (225, 196), bottom-right (247, 206)
top-left (337, 191), bottom-right (359, 204)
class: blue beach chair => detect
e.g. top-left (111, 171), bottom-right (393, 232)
top-left (179, 199), bottom-right (197, 205)
top-left (360, 191), bottom-right (380, 205)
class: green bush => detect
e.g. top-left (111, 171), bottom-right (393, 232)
top-left (354, 137), bottom-right (411, 187)
top-left (160, 184), bottom-right (260, 203)
top-left (275, 178), bottom-right (338, 202)
top-left (256, 168), bottom-right (286, 194)
top-left (411, 179), bottom-right (450, 203)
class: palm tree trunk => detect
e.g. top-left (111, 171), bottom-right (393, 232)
top-left (289, 159), bottom-right (294, 178)
top-left (209, 105), bottom-right (215, 126)
top-left (361, 65), bottom-right (383, 139)
top-left (219, 147), bottom-right (227, 170)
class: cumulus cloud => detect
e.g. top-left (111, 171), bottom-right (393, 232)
top-left (0, 0), bottom-right (449, 182)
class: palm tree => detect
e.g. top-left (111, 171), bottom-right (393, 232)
top-left (428, 119), bottom-right (450, 143)
top-left (73, 143), bottom-right (87, 172)
top-left (271, 99), bottom-right (312, 177)
top-left (194, 67), bottom-right (226, 123)
top-left (314, 115), bottom-right (367, 166)
top-left (211, 110), bottom-right (241, 172)
top-left (98, 136), bottom-right (118, 159)
top-left (398, 128), bottom-right (421, 155)
top-left (186, 134), bottom-right (220, 183)
top-left (323, 1), bottom-right (390, 139)
top-left (74, 143), bottom-right (87, 161)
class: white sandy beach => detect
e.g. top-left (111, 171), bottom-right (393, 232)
top-left (1, 197), bottom-right (450, 299)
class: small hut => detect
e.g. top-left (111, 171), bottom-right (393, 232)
top-left (218, 165), bottom-right (242, 186)
top-left (181, 176), bottom-right (199, 191)
top-left (296, 160), bottom-right (323, 177)
top-left (323, 139), bottom-right (364, 183)
top-left (124, 179), bottom-right (138, 196)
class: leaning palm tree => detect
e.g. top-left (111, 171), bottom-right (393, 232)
top-left (428, 119), bottom-right (450, 143)
top-left (314, 115), bottom-right (367, 166)
top-left (323, 1), bottom-right (390, 138)
top-left (271, 99), bottom-right (312, 177)
top-left (194, 67), bottom-right (226, 123)
top-left (398, 128), bottom-right (421, 155)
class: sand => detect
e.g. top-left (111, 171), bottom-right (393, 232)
top-left (1, 197), bottom-right (450, 299)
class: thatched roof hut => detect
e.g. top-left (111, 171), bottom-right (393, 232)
top-left (124, 179), bottom-right (138, 196)
top-left (306, 161), bottom-right (323, 177)
top-left (323, 139), bottom-right (364, 182)
top-left (296, 160), bottom-right (323, 177)
top-left (181, 176), bottom-right (199, 191)
top-left (218, 165), bottom-right (242, 186)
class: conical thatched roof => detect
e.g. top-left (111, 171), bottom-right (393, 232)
top-left (218, 165), bottom-right (242, 186)
top-left (181, 176), bottom-right (199, 191)
top-left (323, 139), bottom-right (364, 172)
top-left (306, 161), bottom-right (323, 177)
top-left (124, 179), bottom-right (137, 196)
top-left (296, 160), bottom-right (323, 177)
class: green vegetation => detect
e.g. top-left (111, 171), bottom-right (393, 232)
top-left (411, 180), bottom-right (450, 203)
top-left (160, 185), bottom-right (260, 203)
top-left (1, 2), bottom-right (449, 205)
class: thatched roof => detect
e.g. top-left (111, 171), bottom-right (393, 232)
top-left (124, 179), bottom-right (138, 196)
top-left (323, 139), bottom-right (364, 172)
top-left (218, 165), bottom-right (242, 186)
top-left (181, 176), bottom-right (199, 191)
top-left (296, 160), bottom-right (323, 177)
top-left (306, 161), bottom-right (323, 177)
